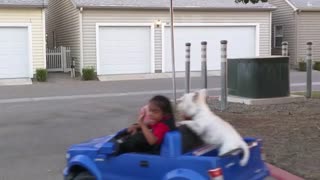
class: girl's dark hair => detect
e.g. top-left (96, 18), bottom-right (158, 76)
top-left (149, 95), bottom-right (176, 131)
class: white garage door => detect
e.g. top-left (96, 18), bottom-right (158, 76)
top-left (164, 26), bottom-right (256, 72)
top-left (0, 27), bottom-right (29, 78)
top-left (98, 26), bottom-right (152, 75)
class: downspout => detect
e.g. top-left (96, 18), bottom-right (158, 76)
top-left (269, 11), bottom-right (272, 56)
top-left (42, 8), bottom-right (46, 69)
top-left (79, 7), bottom-right (84, 74)
top-left (294, 9), bottom-right (301, 68)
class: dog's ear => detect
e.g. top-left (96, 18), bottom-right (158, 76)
top-left (192, 92), bottom-right (199, 102)
top-left (177, 96), bottom-right (184, 103)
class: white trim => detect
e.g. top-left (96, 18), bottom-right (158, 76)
top-left (0, 23), bottom-right (33, 78)
top-left (42, 8), bottom-right (47, 69)
top-left (162, 23), bottom-right (261, 70)
top-left (285, 0), bottom-right (298, 11)
top-left (96, 23), bottom-right (155, 27)
top-left (163, 23), bottom-right (261, 27)
top-left (79, 8), bottom-right (84, 73)
top-left (150, 24), bottom-right (155, 73)
top-left (95, 23), bottom-right (100, 75)
top-left (0, 23), bottom-right (31, 27)
top-left (95, 23), bottom-right (155, 75)
top-left (28, 25), bottom-right (33, 78)
top-left (269, 11), bottom-right (272, 55)
top-left (256, 23), bottom-right (260, 56)
top-left (161, 23), bottom-right (166, 73)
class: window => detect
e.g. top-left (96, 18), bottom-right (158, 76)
top-left (274, 25), bottom-right (284, 48)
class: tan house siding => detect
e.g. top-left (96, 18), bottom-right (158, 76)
top-left (297, 12), bottom-right (320, 62)
top-left (46, 0), bottom-right (81, 70)
top-left (269, 0), bottom-right (297, 65)
top-left (0, 8), bottom-right (45, 72)
top-left (82, 10), bottom-right (271, 71)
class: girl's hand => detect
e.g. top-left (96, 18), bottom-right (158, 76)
top-left (127, 124), bottom-right (139, 135)
top-left (138, 106), bottom-right (147, 126)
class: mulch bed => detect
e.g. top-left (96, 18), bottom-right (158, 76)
top-left (207, 98), bottom-right (320, 180)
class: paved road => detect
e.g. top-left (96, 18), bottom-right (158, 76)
top-left (0, 96), bottom-right (148, 180)
top-left (0, 70), bottom-right (318, 179)
top-left (0, 71), bottom-right (319, 100)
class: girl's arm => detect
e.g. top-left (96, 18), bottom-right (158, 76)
top-left (140, 123), bottom-right (157, 145)
top-left (138, 109), bottom-right (157, 145)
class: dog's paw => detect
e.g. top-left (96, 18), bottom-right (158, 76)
top-left (177, 121), bottom-right (189, 126)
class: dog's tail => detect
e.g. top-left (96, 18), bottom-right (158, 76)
top-left (239, 142), bottom-right (250, 166)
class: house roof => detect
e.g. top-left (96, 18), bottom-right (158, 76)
top-left (73, 0), bottom-right (276, 11)
top-left (0, 0), bottom-right (47, 8)
top-left (288, 0), bottom-right (320, 11)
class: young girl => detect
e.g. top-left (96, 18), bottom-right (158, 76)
top-left (116, 95), bottom-right (176, 154)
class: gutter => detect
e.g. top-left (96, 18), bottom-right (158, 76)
top-left (285, 0), bottom-right (298, 11)
top-left (298, 8), bottom-right (320, 12)
top-left (75, 6), bottom-right (277, 11)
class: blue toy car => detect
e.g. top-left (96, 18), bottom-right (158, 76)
top-left (64, 126), bottom-right (270, 180)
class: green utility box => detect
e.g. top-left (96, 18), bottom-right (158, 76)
top-left (227, 56), bottom-right (290, 98)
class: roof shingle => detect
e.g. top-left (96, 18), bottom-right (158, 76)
top-left (74, 0), bottom-right (276, 10)
top-left (288, 0), bottom-right (320, 9)
top-left (0, 0), bottom-right (47, 8)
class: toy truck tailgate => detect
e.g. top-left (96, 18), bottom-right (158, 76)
top-left (189, 138), bottom-right (270, 180)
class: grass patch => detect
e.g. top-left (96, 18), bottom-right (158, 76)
top-left (293, 91), bottom-right (320, 98)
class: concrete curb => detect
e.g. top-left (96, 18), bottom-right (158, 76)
top-left (266, 163), bottom-right (305, 180)
top-left (0, 78), bottom-right (32, 86)
top-left (98, 71), bottom-right (220, 81)
top-left (226, 95), bottom-right (306, 105)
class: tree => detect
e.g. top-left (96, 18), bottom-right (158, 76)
top-left (235, 0), bottom-right (268, 3)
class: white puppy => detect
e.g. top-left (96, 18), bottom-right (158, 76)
top-left (177, 89), bottom-right (250, 166)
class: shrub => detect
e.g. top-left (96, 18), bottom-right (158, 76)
top-left (298, 62), bottom-right (306, 71)
top-left (36, 68), bottom-right (48, 82)
top-left (313, 61), bottom-right (320, 71)
top-left (82, 67), bottom-right (96, 81)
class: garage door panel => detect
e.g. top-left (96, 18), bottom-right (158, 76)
top-left (0, 27), bottom-right (29, 79)
top-left (99, 26), bottom-right (151, 75)
top-left (164, 26), bottom-right (256, 72)
top-left (100, 64), bottom-right (149, 75)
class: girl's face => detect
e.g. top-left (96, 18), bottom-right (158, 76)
top-left (148, 102), bottom-right (164, 124)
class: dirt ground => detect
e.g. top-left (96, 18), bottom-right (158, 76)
top-left (207, 98), bottom-right (320, 180)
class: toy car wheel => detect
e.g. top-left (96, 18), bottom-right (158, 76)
top-left (73, 171), bottom-right (95, 180)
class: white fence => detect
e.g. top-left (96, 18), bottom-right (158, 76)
top-left (46, 46), bottom-right (72, 72)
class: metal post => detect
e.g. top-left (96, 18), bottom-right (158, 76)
top-left (282, 41), bottom-right (288, 56)
top-left (221, 40), bottom-right (228, 111)
top-left (185, 43), bottom-right (191, 93)
top-left (201, 41), bottom-right (207, 89)
top-left (71, 57), bottom-right (76, 78)
top-left (282, 41), bottom-right (290, 94)
top-left (169, 0), bottom-right (177, 104)
top-left (306, 42), bottom-right (312, 98)
top-left (61, 47), bottom-right (67, 72)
